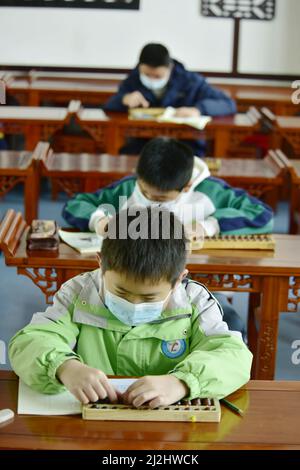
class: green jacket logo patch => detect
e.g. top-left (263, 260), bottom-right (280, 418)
top-left (161, 339), bottom-right (186, 358)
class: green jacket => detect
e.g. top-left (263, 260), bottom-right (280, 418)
top-left (9, 270), bottom-right (252, 400)
top-left (62, 158), bottom-right (274, 236)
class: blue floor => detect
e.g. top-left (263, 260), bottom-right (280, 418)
top-left (0, 183), bottom-right (299, 379)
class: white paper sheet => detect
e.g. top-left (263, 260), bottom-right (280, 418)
top-left (157, 106), bottom-right (212, 130)
top-left (59, 229), bottom-right (103, 253)
top-left (18, 378), bottom-right (137, 416)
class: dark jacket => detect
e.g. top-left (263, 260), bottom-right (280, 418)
top-left (104, 59), bottom-right (236, 116)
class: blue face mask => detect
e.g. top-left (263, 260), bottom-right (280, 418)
top-left (104, 286), bottom-right (170, 326)
top-left (139, 73), bottom-right (169, 91)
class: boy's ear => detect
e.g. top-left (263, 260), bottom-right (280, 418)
top-left (174, 269), bottom-right (189, 289)
top-left (180, 269), bottom-right (189, 281)
top-left (182, 181), bottom-right (192, 193)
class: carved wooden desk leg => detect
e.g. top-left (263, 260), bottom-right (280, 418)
top-left (248, 292), bottom-right (260, 378)
top-left (262, 187), bottom-right (278, 211)
top-left (25, 125), bottom-right (40, 151)
top-left (213, 129), bottom-right (229, 157)
top-left (17, 267), bottom-right (59, 304)
top-left (28, 90), bottom-right (40, 107)
top-left (24, 166), bottom-right (39, 224)
top-left (255, 276), bottom-right (284, 380)
top-left (107, 124), bottom-right (123, 156)
top-left (269, 130), bottom-right (282, 150)
top-left (290, 183), bottom-right (300, 234)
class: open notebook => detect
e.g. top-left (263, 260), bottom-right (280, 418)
top-left (129, 106), bottom-right (211, 130)
top-left (157, 107), bottom-right (212, 130)
top-left (59, 229), bottom-right (103, 254)
top-left (18, 378), bottom-right (137, 415)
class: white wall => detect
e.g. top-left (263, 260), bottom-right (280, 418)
top-left (0, 0), bottom-right (298, 75)
top-left (239, 0), bottom-right (300, 75)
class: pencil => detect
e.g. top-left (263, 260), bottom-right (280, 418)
top-left (220, 398), bottom-right (244, 417)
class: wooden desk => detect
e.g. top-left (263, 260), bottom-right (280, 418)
top-left (1, 211), bottom-right (299, 380)
top-left (185, 235), bottom-right (300, 380)
top-left (76, 109), bottom-right (205, 155)
top-left (38, 144), bottom-right (287, 208)
top-left (0, 101), bottom-right (80, 150)
top-left (261, 109), bottom-right (300, 158)
top-left (73, 108), bottom-right (115, 153)
top-left (2, 136), bottom-right (286, 223)
top-left (6, 73), bottom-right (296, 116)
top-left (0, 146), bottom-right (39, 223)
top-left (275, 116), bottom-right (300, 158)
top-left (289, 159), bottom-right (300, 234)
top-left (7, 77), bottom-right (118, 107)
top-left (0, 372), bottom-right (299, 450)
top-left (41, 147), bottom-right (137, 197)
top-left (79, 110), bottom-right (261, 157)
top-left (208, 149), bottom-right (287, 208)
top-left (234, 90), bottom-right (298, 116)
top-left (0, 103), bottom-right (263, 157)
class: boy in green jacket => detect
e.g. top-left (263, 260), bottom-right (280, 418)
top-left (62, 137), bottom-right (273, 237)
top-left (9, 208), bottom-right (252, 406)
top-left (62, 137), bottom-right (274, 335)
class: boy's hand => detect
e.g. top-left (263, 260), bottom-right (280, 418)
top-left (56, 359), bottom-right (118, 405)
top-left (175, 107), bottom-right (201, 118)
top-left (122, 91), bottom-right (149, 109)
top-left (185, 221), bottom-right (205, 246)
top-left (122, 375), bottom-right (189, 409)
top-left (95, 216), bottom-right (110, 236)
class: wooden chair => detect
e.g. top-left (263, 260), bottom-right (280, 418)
top-left (0, 208), bottom-right (28, 257)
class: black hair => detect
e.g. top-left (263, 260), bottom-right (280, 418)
top-left (136, 137), bottom-right (194, 191)
top-left (139, 43), bottom-right (171, 68)
top-left (101, 207), bottom-right (187, 286)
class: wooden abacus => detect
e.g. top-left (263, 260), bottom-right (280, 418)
top-left (82, 398), bottom-right (221, 422)
top-left (192, 234), bottom-right (275, 251)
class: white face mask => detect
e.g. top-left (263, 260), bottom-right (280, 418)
top-left (140, 73), bottom-right (169, 91)
top-left (136, 183), bottom-right (182, 211)
top-left (104, 286), bottom-right (170, 326)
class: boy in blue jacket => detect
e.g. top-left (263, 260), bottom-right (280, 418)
top-left (105, 43), bottom-right (236, 155)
